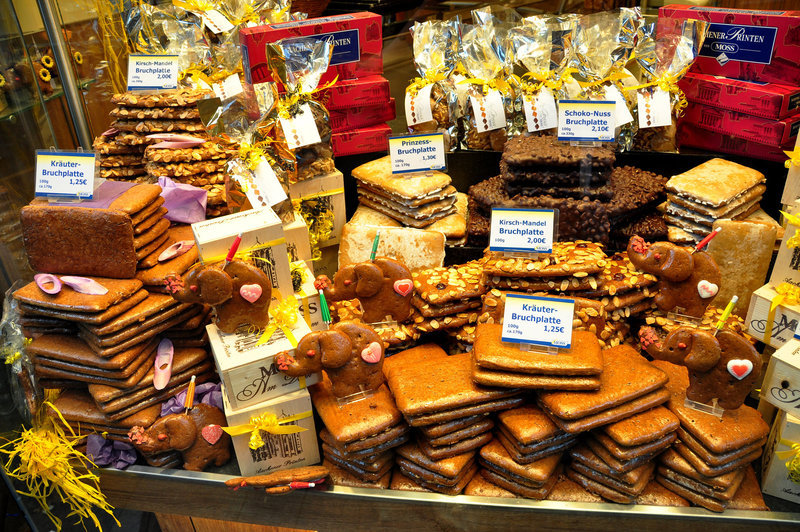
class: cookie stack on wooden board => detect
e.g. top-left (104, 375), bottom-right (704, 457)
top-left (92, 131), bottom-right (153, 183)
top-left (109, 89), bottom-right (210, 137)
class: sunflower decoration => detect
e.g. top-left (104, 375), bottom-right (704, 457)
top-left (73, 51), bottom-right (82, 65)
top-left (38, 68), bottom-right (51, 83)
top-left (0, 73), bottom-right (5, 89)
top-left (40, 54), bottom-right (54, 69)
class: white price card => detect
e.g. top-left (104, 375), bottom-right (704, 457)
top-left (242, 159), bottom-right (288, 207)
top-left (502, 294), bottom-right (574, 349)
top-left (213, 74), bottom-right (244, 101)
top-left (557, 100), bottom-right (616, 142)
top-left (279, 103), bottom-right (322, 149)
top-left (127, 54), bottom-right (179, 91)
top-left (605, 85), bottom-right (634, 127)
top-left (200, 9), bottom-right (235, 34)
top-left (489, 208), bottom-right (557, 254)
top-left (637, 88), bottom-right (673, 129)
top-left (524, 88), bottom-right (558, 132)
top-left (405, 84), bottom-right (434, 126)
top-left (388, 133), bottom-right (446, 174)
top-left (35, 151), bottom-right (95, 199)
top-left (470, 90), bottom-right (507, 132)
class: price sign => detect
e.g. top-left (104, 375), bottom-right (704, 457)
top-left (489, 208), bottom-right (557, 254)
top-left (35, 151), bottom-right (95, 199)
top-left (388, 133), bottom-right (446, 174)
top-left (502, 294), bottom-right (574, 349)
top-left (557, 100), bottom-right (616, 142)
top-left (127, 54), bottom-right (179, 91)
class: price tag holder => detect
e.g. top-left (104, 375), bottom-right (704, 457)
top-left (388, 133), bottom-right (446, 174)
top-left (502, 294), bottom-right (574, 350)
top-left (489, 208), bottom-right (557, 255)
top-left (127, 54), bottom-right (179, 91)
top-left (557, 100), bottom-right (616, 142)
top-left (35, 150), bottom-right (95, 199)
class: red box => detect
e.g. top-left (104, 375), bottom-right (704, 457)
top-left (330, 99), bottom-right (395, 133)
top-left (680, 102), bottom-right (800, 146)
top-left (679, 73), bottom-right (800, 120)
top-left (331, 123), bottom-right (391, 156)
top-left (314, 75), bottom-right (391, 110)
top-left (658, 5), bottom-right (800, 86)
top-left (240, 12), bottom-right (383, 86)
top-left (677, 122), bottom-right (791, 162)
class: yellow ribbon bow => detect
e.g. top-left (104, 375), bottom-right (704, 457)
top-left (576, 70), bottom-right (628, 91)
top-left (785, 149), bottom-right (800, 169)
top-left (406, 70), bottom-right (447, 98)
top-left (238, 141), bottom-right (275, 171)
top-left (276, 77), bottom-right (338, 120)
top-left (764, 282), bottom-right (800, 342)
top-left (781, 211), bottom-right (800, 249)
top-left (256, 294), bottom-right (299, 346)
top-left (624, 65), bottom-right (692, 116)
top-left (172, 0), bottom-right (216, 13)
top-left (222, 411), bottom-right (311, 450)
top-left (460, 77), bottom-right (512, 96)
top-left (776, 439), bottom-right (800, 484)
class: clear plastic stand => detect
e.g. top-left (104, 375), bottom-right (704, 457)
top-left (683, 397), bottom-right (724, 418)
top-left (570, 141), bottom-right (601, 147)
top-left (335, 386), bottom-right (378, 408)
top-left (368, 319), bottom-right (399, 330)
top-left (667, 309), bottom-right (703, 326)
top-left (502, 251), bottom-right (548, 260)
top-left (502, 341), bottom-right (561, 356)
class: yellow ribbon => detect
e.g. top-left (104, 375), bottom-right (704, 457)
top-left (292, 188), bottom-right (343, 261)
top-left (785, 149), bottom-right (800, 169)
top-left (460, 77), bottom-right (512, 96)
top-left (222, 410), bottom-right (312, 450)
top-left (624, 65), bottom-right (692, 116)
top-left (764, 282), bottom-right (800, 342)
top-left (406, 70), bottom-right (448, 98)
top-left (776, 438), bottom-right (800, 484)
top-left (276, 77), bottom-right (339, 120)
top-left (238, 141), bottom-right (277, 171)
top-left (172, 0), bottom-right (216, 13)
top-left (255, 295), bottom-right (300, 347)
top-left (780, 211), bottom-right (800, 249)
top-left (576, 70), bottom-right (628, 91)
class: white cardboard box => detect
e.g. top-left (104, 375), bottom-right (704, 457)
top-left (288, 170), bottom-right (345, 247)
top-left (769, 199), bottom-right (800, 288)
top-left (293, 260), bottom-right (324, 331)
top-left (191, 208), bottom-right (293, 304)
top-left (223, 387), bottom-right (320, 478)
top-left (761, 410), bottom-right (800, 504)
top-left (283, 211), bottom-right (312, 264)
top-left (761, 337), bottom-right (800, 412)
top-left (207, 312), bottom-right (319, 410)
top-left (746, 284), bottom-right (800, 349)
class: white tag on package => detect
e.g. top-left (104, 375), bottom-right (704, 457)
top-left (637, 88), bottom-right (672, 129)
top-left (200, 9), bottom-right (235, 34)
top-left (523, 89), bottom-right (557, 132)
top-left (213, 74), bottom-right (244, 101)
top-left (252, 160), bottom-right (288, 207)
top-left (280, 103), bottom-right (322, 149)
top-left (605, 85), bottom-right (634, 127)
top-left (470, 90), bottom-right (507, 132)
top-left (405, 84), bottom-right (434, 126)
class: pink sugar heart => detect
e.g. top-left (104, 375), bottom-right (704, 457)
top-left (727, 359), bottom-right (753, 380)
top-left (201, 424), bottom-right (223, 445)
top-left (697, 280), bottom-right (718, 299)
top-left (153, 338), bottom-right (174, 391)
top-left (360, 341), bottom-right (383, 364)
top-left (393, 278), bottom-right (413, 297)
top-left (240, 283), bottom-right (263, 303)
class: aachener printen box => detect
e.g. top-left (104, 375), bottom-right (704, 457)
top-left (314, 75), bottom-right (391, 110)
top-left (679, 73), bottom-right (800, 120)
top-left (331, 123), bottom-right (391, 156)
top-left (680, 102), bottom-right (800, 147)
top-left (677, 122), bottom-right (790, 163)
top-left (241, 12), bottom-right (383, 86)
top-left (658, 5), bottom-right (800, 86)
top-left (330, 98), bottom-right (396, 133)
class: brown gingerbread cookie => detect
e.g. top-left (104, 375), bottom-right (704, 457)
top-left (639, 326), bottom-right (760, 410)
top-left (165, 260), bottom-right (272, 334)
top-left (627, 236), bottom-right (720, 317)
top-left (315, 257), bottom-right (413, 323)
top-left (128, 403), bottom-right (230, 472)
top-left (276, 320), bottom-right (384, 398)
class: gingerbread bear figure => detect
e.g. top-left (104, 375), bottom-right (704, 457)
top-left (165, 260), bottom-right (272, 333)
top-left (314, 257), bottom-right (413, 323)
top-left (639, 326), bottom-right (761, 410)
top-left (627, 235), bottom-right (721, 317)
top-left (275, 320), bottom-right (385, 398)
top-left (128, 403), bottom-right (231, 471)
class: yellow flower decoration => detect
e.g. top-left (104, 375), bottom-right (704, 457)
top-left (0, 73), bottom-right (5, 88)
top-left (41, 55), bottom-right (54, 69)
top-left (73, 51), bottom-right (83, 65)
top-left (38, 68), bottom-right (51, 82)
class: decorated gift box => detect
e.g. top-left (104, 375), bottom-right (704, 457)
top-left (222, 387), bottom-right (319, 477)
top-left (679, 73), bottom-right (800, 120)
top-left (746, 284), bottom-right (800, 349)
top-left (769, 199), bottom-right (800, 288)
top-left (329, 99), bottom-right (396, 133)
top-left (283, 211), bottom-right (312, 265)
top-left (762, 410), bottom-right (800, 504)
top-left (208, 309), bottom-right (319, 410)
top-left (658, 5), bottom-right (800, 86)
top-left (241, 12), bottom-right (383, 87)
top-left (292, 260), bottom-right (324, 332)
top-left (331, 123), bottom-right (391, 157)
top-left (288, 169), bottom-right (346, 248)
top-left (680, 103), bottom-right (800, 147)
top-left (314, 75), bottom-right (391, 110)
top-left (761, 337), bottom-right (800, 413)
top-left (677, 122), bottom-right (791, 163)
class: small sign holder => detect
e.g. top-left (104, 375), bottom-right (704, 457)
top-left (35, 148), bottom-right (95, 200)
top-left (683, 397), bottom-right (724, 418)
top-left (335, 386), bottom-right (378, 408)
top-left (666, 309), bottom-right (704, 327)
top-left (489, 207), bottom-right (558, 261)
top-left (557, 99), bottom-right (615, 147)
top-left (388, 132), bottom-right (446, 177)
top-left (127, 54), bottom-right (179, 93)
top-left (500, 294), bottom-right (574, 356)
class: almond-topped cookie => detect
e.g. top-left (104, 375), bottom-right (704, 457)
top-left (113, 119), bottom-right (206, 134)
top-left (483, 241), bottom-right (607, 278)
top-left (145, 140), bottom-right (235, 163)
top-left (145, 160), bottom-right (226, 177)
top-left (110, 106), bottom-right (200, 120)
top-left (412, 261), bottom-right (487, 305)
top-left (97, 154), bottom-right (146, 167)
top-left (575, 251), bottom-right (657, 298)
top-left (110, 88), bottom-right (212, 108)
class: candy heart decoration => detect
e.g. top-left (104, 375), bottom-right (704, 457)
top-left (727, 359), bottom-right (753, 381)
top-left (153, 338), bottom-right (174, 391)
top-left (393, 278), bottom-right (413, 297)
top-left (697, 280), bottom-right (719, 299)
top-left (240, 284), bottom-right (263, 303)
top-left (360, 341), bottom-right (382, 364)
top-left (201, 424), bottom-right (223, 445)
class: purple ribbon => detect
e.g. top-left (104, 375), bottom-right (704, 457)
top-left (160, 382), bottom-right (223, 417)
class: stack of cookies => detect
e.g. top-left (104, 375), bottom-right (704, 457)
top-left (477, 438), bottom-right (562, 499)
top-left (135, 225), bottom-right (198, 292)
top-left (394, 442), bottom-right (478, 495)
top-left (566, 443), bottom-right (656, 504)
top-left (351, 156), bottom-right (460, 229)
top-left (652, 360), bottom-right (770, 512)
top-left (92, 130), bottom-right (151, 183)
top-left (109, 89), bottom-right (210, 139)
top-left (312, 375), bottom-right (410, 488)
top-left (660, 158), bottom-right (766, 244)
top-left (410, 261), bottom-right (487, 335)
top-left (494, 404), bottom-right (578, 470)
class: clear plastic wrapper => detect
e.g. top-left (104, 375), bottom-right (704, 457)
top-left (0, 281), bottom-right (37, 424)
top-left (405, 19), bottom-right (459, 150)
top-left (509, 16), bottom-right (555, 137)
top-left (630, 19), bottom-right (707, 152)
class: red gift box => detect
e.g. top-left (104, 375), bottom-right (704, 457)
top-left (658, 5), bottom-right (800, 86)
top-left (331, 123), bottom-right (391, 156)
top-left (677, 121), bottom-right (791, 162)
top-left (330, 99), bottom-right (396, 133)
top-left (240, 12), bottom-right (383, 87)
top-left (314, 75), bottom-right (391, 110)
top-left (680, 101), bottom-right (800, 146)
top-left (679, 72), bottom-right (800, 120)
